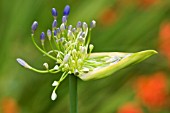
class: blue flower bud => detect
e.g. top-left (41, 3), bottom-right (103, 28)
top-left (62, 16), bottom-right (67, 24)
top-left (90, 20), bottom-right (96, 28)
top-left (52, 20), bottom-right (57, 28)
top-left (47, 29), bottom-right (52, 37)
top-left (52, 8), bottom-right (58, 17)
top-left (40, 32), bottom-right (45, 40)
top-left (56, 28), bottom-right (61, 35)
top-left (63, 5), bottom-right (70, 16)
top-left (68, 25), bottom-right (72, 30)
top-left (72, 28), bottom-right (76, 33)
top-left (54, 30), bottom-right (57, 36)
top-left (31, 21), bottom-right (38, 32)
top-left (16, 58), bottom-right (31, 69)
top-left (76, 21), bottom-right (82, 28)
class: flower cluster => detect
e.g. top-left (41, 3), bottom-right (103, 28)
top-left (16, 5), bottom-right (107, 100)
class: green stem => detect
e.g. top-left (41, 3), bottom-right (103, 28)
top-left (69, 75), bottom-right (78, 113)
top-left (31, 34), bottom-right (57, 61)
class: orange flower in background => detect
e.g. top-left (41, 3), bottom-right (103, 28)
top-left (138, 0), bottom-right (159, 7)
top-left (98, 7), bottom-right (117, 27)
top-left (1, 98), bottom-right (19, 113)
top-left (135, 72), bottom-right (168, 108)
top-left (118, 103), bottom-right (143, 113)
top-left (159, 22), bottom-right (170, 65)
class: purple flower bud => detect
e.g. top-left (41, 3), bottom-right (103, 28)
top-left (76, 21), bottom-right (82, 28)
top-left (52, 8), bottom-right (58, 17)
top-left (54, 30), bottom-right (57, 36)
top-left (40, 32), bottom-right (45, 40)
top-left (16, 58), bottom-right (31, 69)
top-left (62, 16), bottom-right (67, 23)
top-left (63, 5), bottom-right (70, 16)
top-left (68, 25), bottom-right (72, 30)
top-left (52, 20), bottom-right (57, 28)
top-left (90, 20), bottom-right (96, 28)
top-left (47, 29), bottom-right (52, 37)
top-left (72, 28), bottom-right (76, 33)
top-left (31, 21), bottom-right (38, 32)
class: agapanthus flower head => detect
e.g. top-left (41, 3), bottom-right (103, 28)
top-left (17, 4), bottom-right (157, 101)
top-left (31, 21), bottom-right (38, 33)
top-left (25, 5), bottom-right (97, 98)
top-left (63, 5), bottom-right (70, 16)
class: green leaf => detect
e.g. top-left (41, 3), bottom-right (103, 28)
top-left (78, 50), bottom-right (157, 81)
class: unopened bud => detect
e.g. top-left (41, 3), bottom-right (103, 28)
top-left (89, 44), bottom-right (94, 51)
top-left (76, 21), bottom-right (82, 28)
top-left (43, 63), bottom-right (49, 69)
top-left (62, 16), bottom-right (67, 24)
top-left (31, 21), bottom-right (38, 33)
top-left (82, 22), bottom-right (88, 31)
top-left (74, 69), bottom-right (79, 76)
top-left (52, 19), bottom-right (57, 28)
top-left (47, 29), bottom-right (52, 39)
top-left (53, 65), bottom-right (59, 70)
top-left (52, 8), bottom-right (58, 18)
top-left (52, 81), bottom-right (59, 86)
top-left (90, 20), bottom-right (96, 29)
top-left (51, 91), bottom-right (57, 100)
top-left (16, 58), bottom-right (31, 69)
top-left (63, 5), bottom-right (70, 16)
top-left (63, 54), bottom-right (70, 63)
top-left (60, 23), bottom-right (65, 32)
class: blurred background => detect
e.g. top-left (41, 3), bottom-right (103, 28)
top-left (0, 0), bottom-right (170, 113)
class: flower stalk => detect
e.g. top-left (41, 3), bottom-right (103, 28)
top-left (69, 75), bottom-right (78, 113)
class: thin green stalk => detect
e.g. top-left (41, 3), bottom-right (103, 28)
top-left (69, 75), bottom-right (78, 113)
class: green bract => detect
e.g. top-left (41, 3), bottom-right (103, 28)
top-left (79, 50), bottom-right (157, 81)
